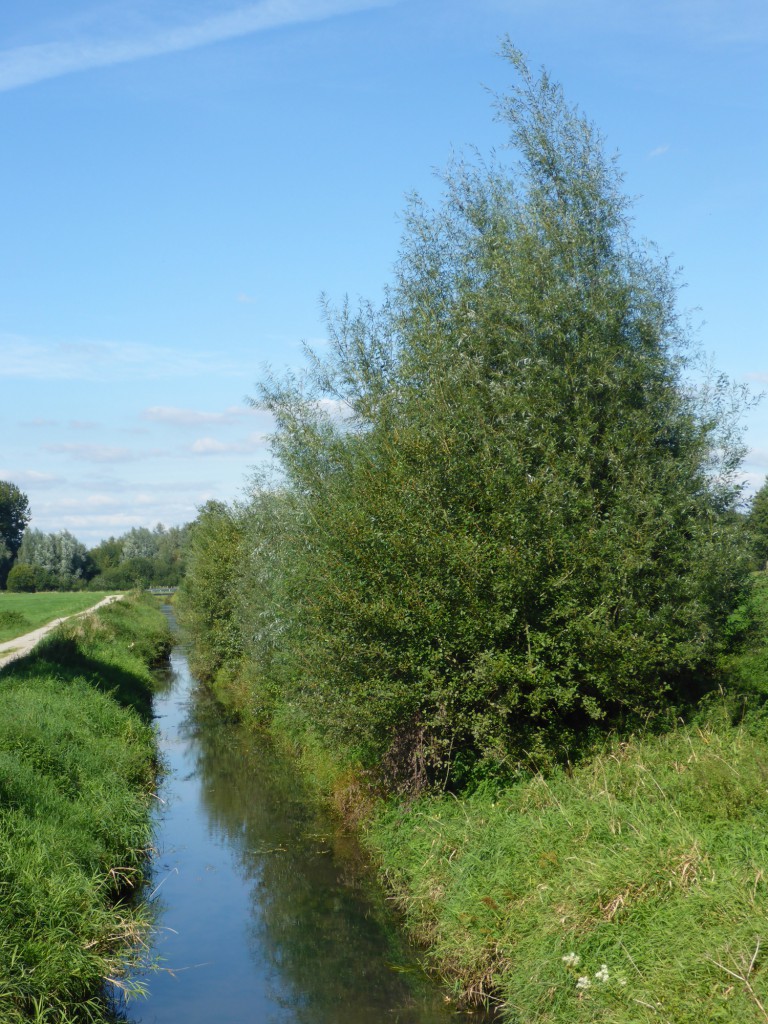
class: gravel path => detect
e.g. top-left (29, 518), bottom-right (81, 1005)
top-left (0, 594), bottom-right (124, 670)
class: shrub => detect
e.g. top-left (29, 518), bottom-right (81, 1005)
top-left (6, 562), bottom-right (36, 592)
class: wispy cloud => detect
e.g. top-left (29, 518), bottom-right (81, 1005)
top-left (0, 335), bottom-right (241, 381)
top-left (190, 433), bottom-right (267, 454)
top-left (648, 144), bottom-right (670, 159)
top-left (43, 442), bottom-right (145, 463)
top-left (143, 405), bottom-right (247, 427)
top-left (0, 468), bottom-right (63, 488)
top-left (0, 0), bottom-right (394, 93)
top-left (746, 448), bottom-right (768, 470)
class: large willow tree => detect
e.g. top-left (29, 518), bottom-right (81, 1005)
top-left (249, 45), bottom-right (750, 788)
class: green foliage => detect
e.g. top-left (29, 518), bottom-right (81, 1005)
top-left (176, 501), bottom-right (247, 692)
top-left (0, 482), bottom-right (31, 589)
top-left (0, 609), bottom-right (30, 637)
top-left (6, 562), bottom-right (36, 593)
top-left (0, 594), bottom-right (169, 1020)
top-left (717, 570), bottom-right (768, 701)
top-left (17, 528), bottom-right (95, 589)
top-left (746, 478), bottom-right (768, 570)
top-left (88, 535), bottom-right (124, 573)
top-left (202, 47), bottom-right (751, 789)
top-left (87, 524), bottom-right (191, 590)
top-left (366, 711), bottom-right (768, 1022)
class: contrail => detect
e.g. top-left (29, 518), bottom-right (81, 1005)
top-left (0, 0), bottom-right (395, 92)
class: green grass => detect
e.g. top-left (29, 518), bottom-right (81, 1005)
top-left (0, 594), bottom-right (171, 1022)
top-left (368, 712), bottom-right (768, 1022)
top-left (363, 573), bottom-right (768, 1023)
top-left (0, 592), bottom-right (115, 643)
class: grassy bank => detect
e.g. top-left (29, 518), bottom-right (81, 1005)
top-left (0, 592), bottom-right (114, 643)
top-left (362, 574), bottom-right (768, 1022)
top-left (0, 594), bottom-right (171, 1023)
top-left (367, 712), bottom-right (768, 1022)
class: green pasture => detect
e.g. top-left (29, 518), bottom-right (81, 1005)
top-left (0, 591), bottom-right (114, 643)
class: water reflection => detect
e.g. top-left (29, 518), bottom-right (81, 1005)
top-left (129, 643), bottom-right (467, 1024)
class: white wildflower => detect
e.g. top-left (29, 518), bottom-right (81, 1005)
top-left (561, 952), bottom-right (580, 968)
top-left (576, 976), bottom-right (591, 990)
top-left (594, 964), bottom-right (610, 983)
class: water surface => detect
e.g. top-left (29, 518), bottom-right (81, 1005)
top-left (127, 638), bottom-right (467, 1024)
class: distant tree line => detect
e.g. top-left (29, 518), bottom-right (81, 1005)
top-left (179, 49), bottom-right (767, 792)
top-left (0, 481), bottom-right (31, 589)
top-left (86, 524), bottom-right (192, 591)
top-left (0, 490), bottom-right (192, 592)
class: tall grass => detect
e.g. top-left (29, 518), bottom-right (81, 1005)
top-left (0, 594), bottom-right (171, 1022)
top-left (364, 574), bottom-right (768, 1023)
top-left (368, 711), bottom-right (768, 1022)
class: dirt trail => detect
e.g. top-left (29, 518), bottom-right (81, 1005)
top-left (0, 594), bottom-right (124, 670)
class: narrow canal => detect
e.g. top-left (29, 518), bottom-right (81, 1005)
top-left (125, 620), bottom-right (470, 1024)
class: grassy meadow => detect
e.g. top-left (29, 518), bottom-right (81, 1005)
top-left (0, 592), bottom-right (114, 643)
top-left (0, 594), bottom-right (171, 1022)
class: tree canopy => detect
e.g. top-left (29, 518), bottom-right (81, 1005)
top-left (746, 477), bottom-right (768, 570)
top-left (184, 46), bottom-right (752, 789)
top-left (17, 529), bottom-right (94, 590)
top-left (0, 481), bottom-right (31, 588)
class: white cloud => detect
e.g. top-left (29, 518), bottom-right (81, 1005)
top-left (0, 0), bottom-right (394, 92)
top-left (648, 144), bottom-right (670, 159)
top-left (69, 419), bottom-right (101, 430)
top-left (56, 493), bottom-right (121, 509)
top-left (316, 396), bottom-right (353, 419)
top-left (0, 335), bottom-right (243, 381)
top-left (43, 442), bottom-right (142, 463)
top-left (143, 404), bottom-right (248, 427)
top-left (190, 433), bottom-right (267, 454)
top-left (0, 468), bottom-right (63, 488)
top-left (745, 448), bottom-right (768, 470)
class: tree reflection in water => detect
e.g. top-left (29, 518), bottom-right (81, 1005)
top-left (133, 644), bottom-right (477, 1024)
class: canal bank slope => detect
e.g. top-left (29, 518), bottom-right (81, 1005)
top-left (0, 594), bottom-right (171, 1022)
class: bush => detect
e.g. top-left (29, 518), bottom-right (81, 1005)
top-left (6, 562), bottom-right (36, 592)
top-left (181, 48), bottom-right (752, 792)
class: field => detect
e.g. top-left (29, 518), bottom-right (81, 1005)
top-left (0, 591), bottom-right (114, 642)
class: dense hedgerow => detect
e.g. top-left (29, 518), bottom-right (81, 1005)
top-left (0, 595), bottom-right (171, 1022)
top-left (182, 47), bottom-right (751, 789)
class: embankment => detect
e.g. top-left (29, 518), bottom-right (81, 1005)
top-left (0, 593), bottom-right (171, 1023)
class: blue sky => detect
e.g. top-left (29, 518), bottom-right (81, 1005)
top-left (1, 0), bottom-right (766, 546)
